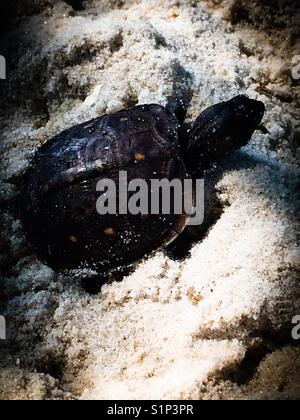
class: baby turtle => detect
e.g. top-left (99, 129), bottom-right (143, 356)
top-left (20, 95), bottom-right (265, 281)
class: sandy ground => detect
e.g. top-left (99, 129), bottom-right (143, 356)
top-left (0, 0), bottom-right (299, 400)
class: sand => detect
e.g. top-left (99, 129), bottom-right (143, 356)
top-left (0, 0), bottom-right (299, 400)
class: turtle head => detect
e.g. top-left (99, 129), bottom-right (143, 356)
top-left (185, 95), bottom-right (266, 173)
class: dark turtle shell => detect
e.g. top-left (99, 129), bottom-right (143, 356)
top-left (20, 104), bottom-right (188, 272)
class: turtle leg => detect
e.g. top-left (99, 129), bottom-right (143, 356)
top-left (81, 272), bottom-right (110, 294)
top-left (166, 97), bottom-right (187, 125)
top-left (81, 265), bottom-right (135, 294)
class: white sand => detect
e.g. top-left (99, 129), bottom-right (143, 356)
top-left (0, 0), bottom-right (299, 400)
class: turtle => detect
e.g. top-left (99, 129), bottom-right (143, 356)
top-left (20, 95), bottom-right (265, 288)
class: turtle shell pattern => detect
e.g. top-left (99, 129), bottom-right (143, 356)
top-left (20, 104), bottom-right (189, 271)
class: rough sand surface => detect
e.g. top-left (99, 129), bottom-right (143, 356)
top-left (0, 0), bottom-right (299, 400)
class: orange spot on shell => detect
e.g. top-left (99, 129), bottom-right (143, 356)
top-left (104, 227), bottom-right (116, 237)
top-left (135, 152), bottom-right (145, 161)
top-left (69, 235), bottom-right (78, 243)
